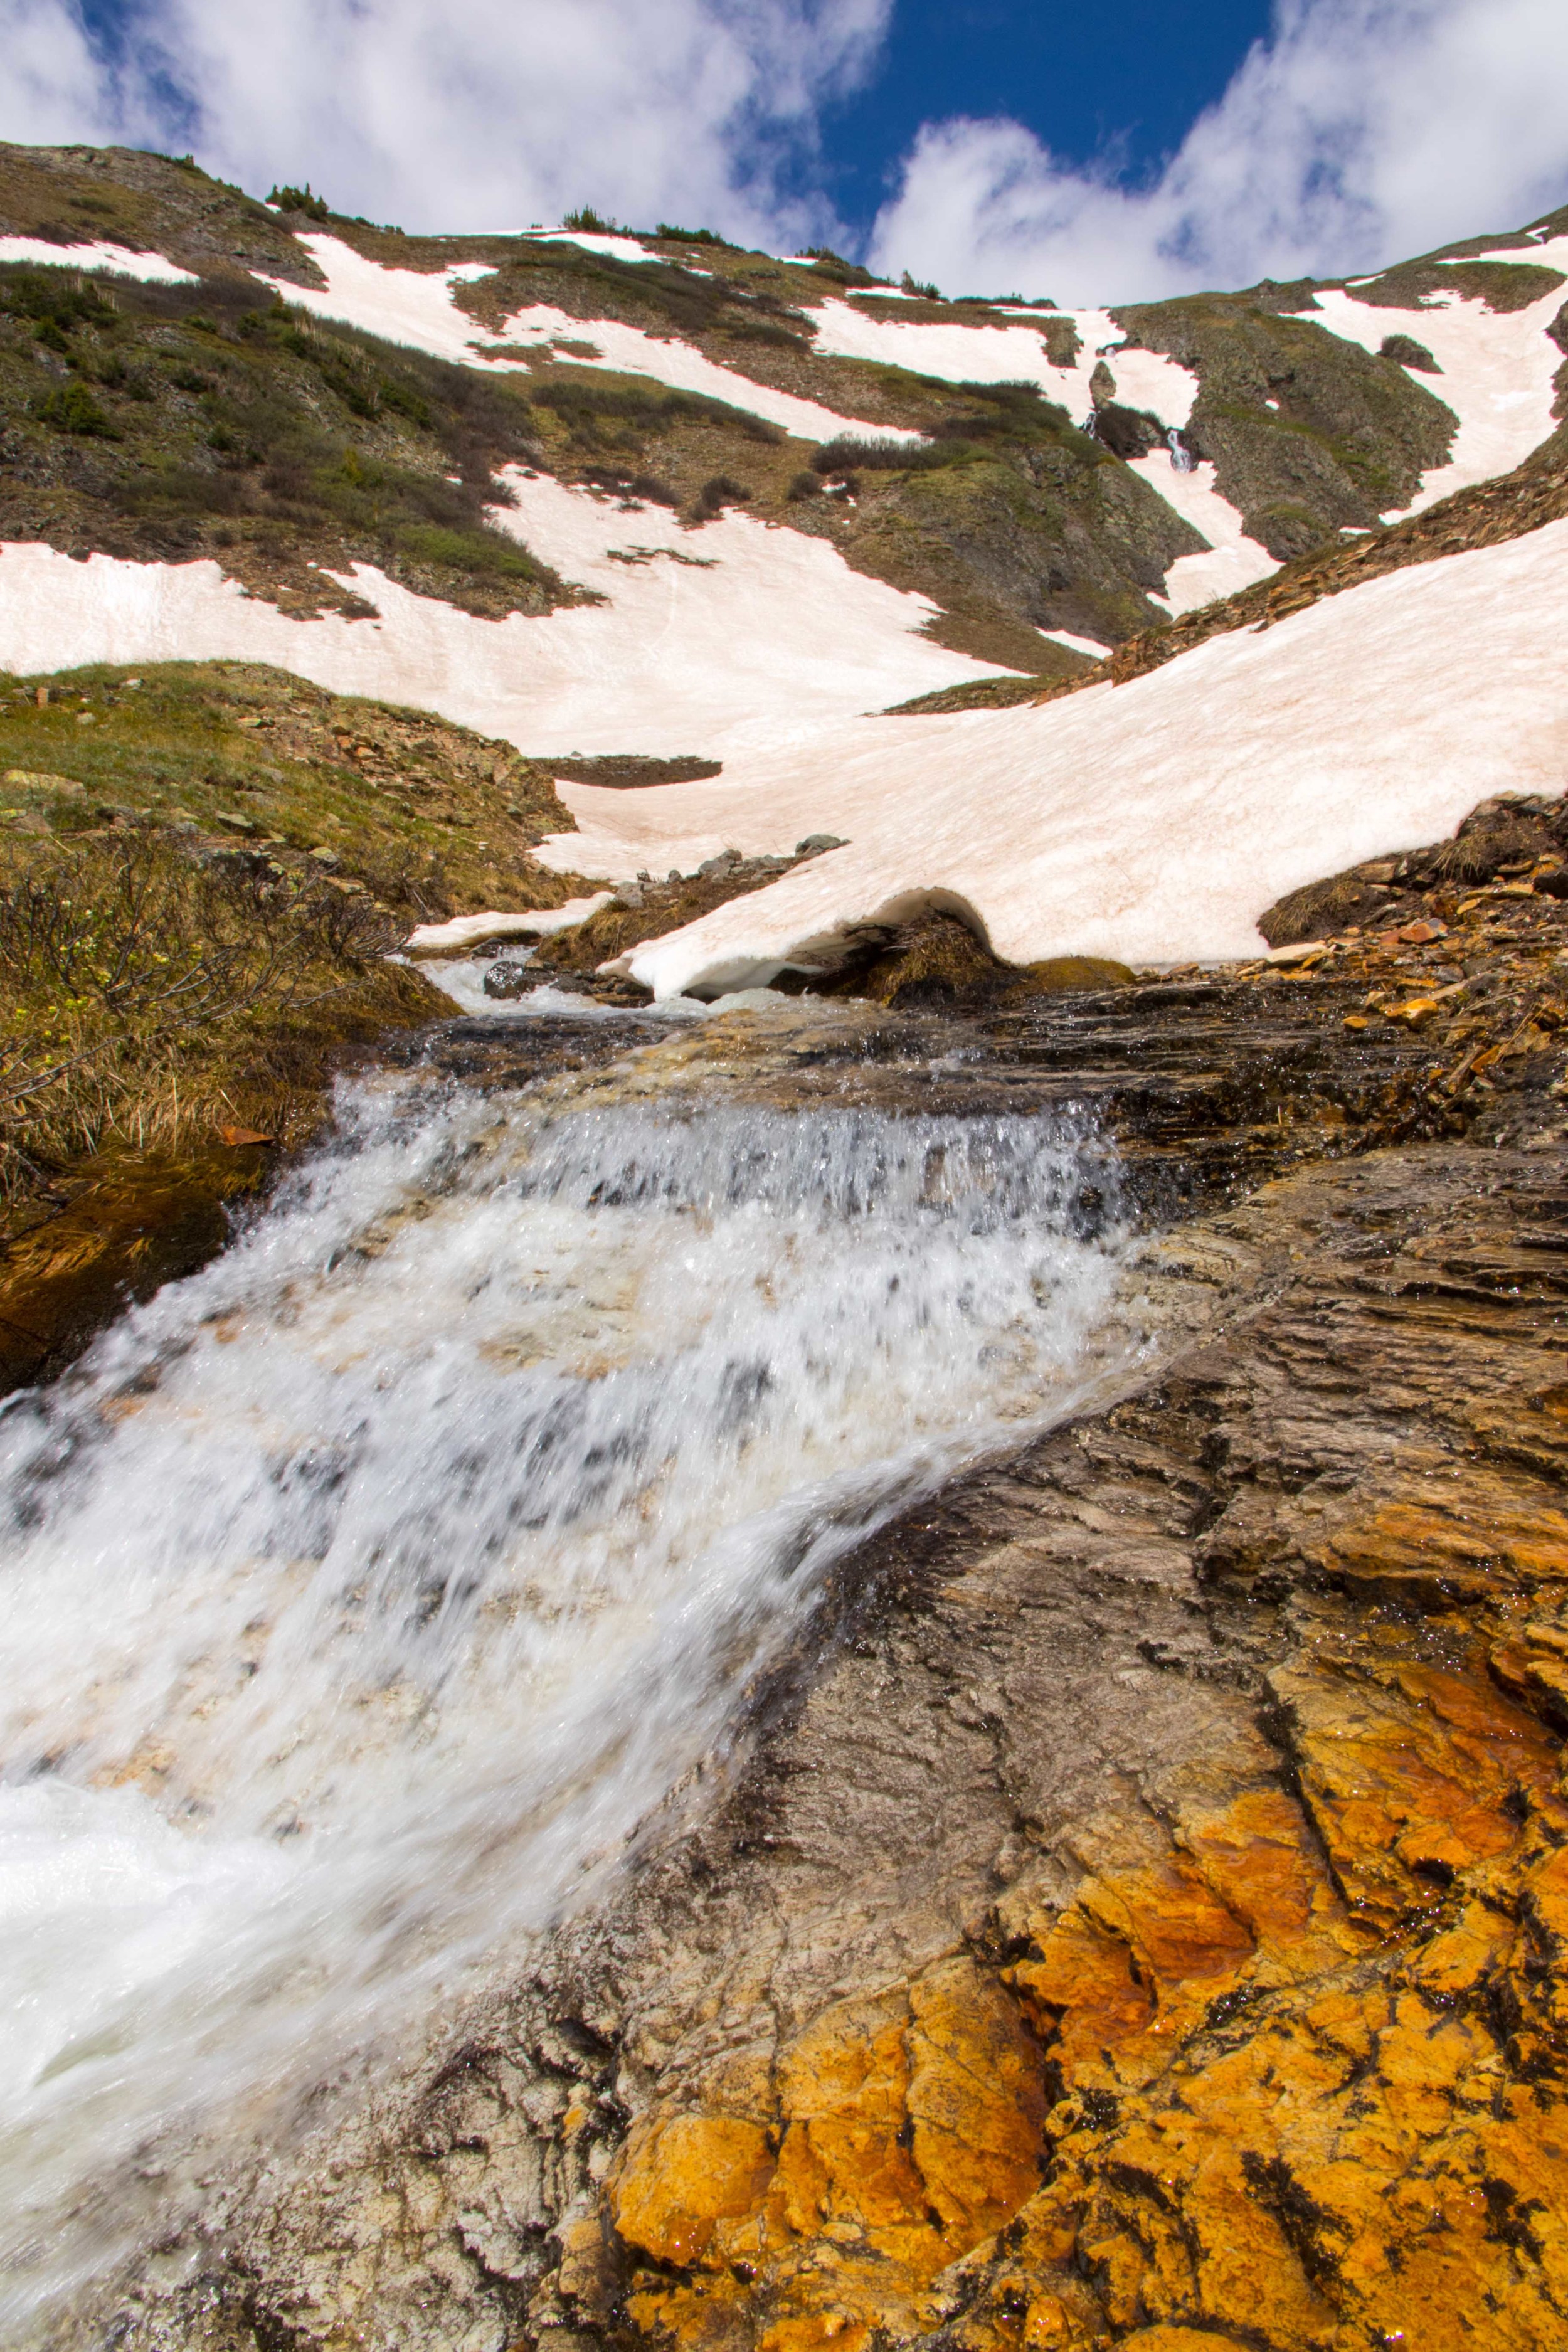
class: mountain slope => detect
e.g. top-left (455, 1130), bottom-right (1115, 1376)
top-left (4, 144), bottom-right (1568, 993)
top-left (6, 145), bottom-right (1565, 670)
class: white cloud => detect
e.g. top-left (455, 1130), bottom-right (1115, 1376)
top-left (3, 0), bottom-right (1564, 302)
top-left (0, 0), bottom-right (888, 243)
top-left (869, 0), bottom-right (1568, 304)
top-left (0, 0), bottom-right (122, 141)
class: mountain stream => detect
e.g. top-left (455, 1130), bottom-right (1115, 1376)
top-left (0, 1036), bottom-right (1138, 2323)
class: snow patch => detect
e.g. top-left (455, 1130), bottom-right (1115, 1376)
top-left (480, 304), bottom-right (924, 444)
top-left (1303, 243), bottom-right (1568, 515)
top-left (407, 896), bottom-right (617, 952)
top-left (256, 235), bottom-right (506, 365)
top-left (1040, 627), bottom-right (1111, 659)
top-left (1125, 455), bottom-right (1279, 615)
top-left (0, 478), bottom-right (1001, 775)
top-left (525, 230), bottom-right (662, 265)
top-left (803, 299), bottom-right (1198, 430)
top-left (515, 522), bottom-right (1568, 997)
top-left (0, 239), bottom-right (197, 284)
top-left (258, 234), bottom-right (923, 447)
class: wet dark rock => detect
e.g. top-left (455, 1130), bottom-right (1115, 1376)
top-left (0, 1150), bottom-right (260, 1394)
top-left (531, 849), bottom-right (820, 978)
top-left (481, 956), bottom-right (534, 999)
top-left (544, 754), bottom-right (724, 787)
top-left (1090, 400), bottom-right (1167, 460)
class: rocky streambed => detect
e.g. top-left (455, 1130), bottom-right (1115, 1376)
top-left (15, 823), bottom-right (1568, 2352)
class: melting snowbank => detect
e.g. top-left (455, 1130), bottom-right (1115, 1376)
top-left (0, 238), bottom-right (196, 283)
top-left (0, 476), bottom-right (998, 756)
top-left (1305, 236), bottom-right (1568, 515)
top-left (524, 520), bottom-right (1568, 995)
top-left (258, 235), bottom-right (926, 445)
top-left (0, 1076), bottom-right (1130, 2320)
top-left (1127, 455), bottom-right (1279, 615)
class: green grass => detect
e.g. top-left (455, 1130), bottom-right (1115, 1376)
top-left (0, 658), bottom-right (586, 921)
top-left (0, 815), bottom-right (437, 1214)
top-left (0, 653), bottom-right (605, 1224)
top-left (0, 262), bottom-right (574, 617)
top-left (1346, 260), bottom-right (1565, 316)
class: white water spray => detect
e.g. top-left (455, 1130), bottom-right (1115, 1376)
top-left (0, 1073), bottom-right (1132, 2321)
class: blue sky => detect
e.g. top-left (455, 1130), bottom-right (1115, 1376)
top-left (817, 0), bottom-right (1275, 245)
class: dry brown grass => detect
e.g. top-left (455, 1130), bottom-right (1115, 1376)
top-left (1, 819), bottom-right (437, 1218)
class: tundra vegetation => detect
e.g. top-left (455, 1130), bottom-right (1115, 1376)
top-left (10, 144), bottom-right (1559, 675)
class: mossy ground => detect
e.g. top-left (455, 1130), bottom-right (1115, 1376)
top-left (0, 809), bottom-right (442, 1382)
top-left (0, 656), bottom-right (580, 915)
top-left (0, 257), bottom-right (571, 618)
top-left (0, 656), bottom-right (599, 1372)
top-left (1113, 291), bottom-right (1461, 558)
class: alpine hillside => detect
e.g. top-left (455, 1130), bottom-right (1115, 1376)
top-left (7, 135), bottom-right (1568, 2352)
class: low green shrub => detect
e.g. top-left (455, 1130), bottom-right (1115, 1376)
top-left (35, 379), bottom-right (117, 436)
top-left (691, 474), bottom-right (751, 519)
top-left (532, 376), bottom-right (784, 443)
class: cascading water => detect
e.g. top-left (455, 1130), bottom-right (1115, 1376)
top-left (0, 1067), bottom-right (1135, 2323)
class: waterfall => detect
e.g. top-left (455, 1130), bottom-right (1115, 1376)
top-left (0, 1070), bottom-right (1132, 2322)
top-left (1167, 426), bottom-right (1195, 473)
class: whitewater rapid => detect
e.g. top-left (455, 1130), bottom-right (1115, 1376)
top-left (0, 1067), bottom-right (1134, 2323)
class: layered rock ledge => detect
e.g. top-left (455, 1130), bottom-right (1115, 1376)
top-left (74, 913), bottom-right (1568, 2352)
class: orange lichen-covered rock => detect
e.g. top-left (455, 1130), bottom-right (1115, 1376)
top-left (1310, 1470), bottom-right (1568, 1606)
top-left (1268, 1653), bottom-right (1557, 1932)
top-left (611, 1611), bottom-right (1568, 2351)
top-left (612, 2114), bottom-right (776, 2267)
top-left (1491, 1612), bottom-right (1568, 1730)
top-left (610, 1960), bottom-right (1047, 2352)
top-left (939, 1653), bottom-right (1568, 2352)
top-left (1175, 1786), bottom-right (1347, 1956)
top-left (906, 1959), bottom-right (1049, 2241)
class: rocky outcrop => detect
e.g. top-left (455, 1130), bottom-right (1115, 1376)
top-left (85, 941), bottom-right (1568, 2352)
top-left (581, 1145), bottom-right (1568, 2352)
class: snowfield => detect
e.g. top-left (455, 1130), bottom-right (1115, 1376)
top-left (0, 476), bottom-right (1000, 754)
top-left (1304, 236), bottom-right (1568, 514)
top-left (509, 520), bottom-right (1568, 998)
top-left (0, 238), bottom-right (196, 283)
top-left (803, 295), bottom-right (1273, 609)
top-left (257, 235), bottom-right (925, 447)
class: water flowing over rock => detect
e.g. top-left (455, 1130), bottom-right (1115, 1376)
top-left (0, 1066), bottom-right (1129, 2329)
top-left (8, 146), bottom-right (1568, 2352)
